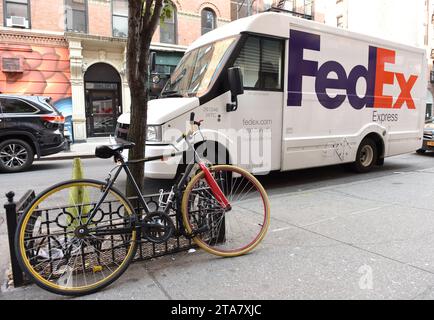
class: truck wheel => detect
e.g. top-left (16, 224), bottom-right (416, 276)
top-left (0, 139), bottom-right (35, 173)
top-left (352, 138), bottom-right (377, 173)
top-left (416, 149), bottom-right (426, 154)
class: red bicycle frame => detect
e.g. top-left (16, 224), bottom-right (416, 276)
top-left (199, 162), bottom-right (231, 210)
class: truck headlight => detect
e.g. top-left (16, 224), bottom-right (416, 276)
top-left (146, 125), bottom-right (162, 142)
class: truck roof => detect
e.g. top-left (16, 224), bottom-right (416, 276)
top-left (189, 12), bottom-right (426, 56)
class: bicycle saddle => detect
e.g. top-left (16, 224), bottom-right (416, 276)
top-left (95, 142), bottom-right (135, 159)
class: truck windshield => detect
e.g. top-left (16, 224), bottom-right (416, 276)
top-left (161, 36), bottom-right (237, 98)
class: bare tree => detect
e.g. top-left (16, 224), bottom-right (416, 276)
top-left (126, 0), bottom-right (171, 196)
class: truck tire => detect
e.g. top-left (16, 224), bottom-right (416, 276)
top-left (352, 138), bottom-right (378, 173)
top-left (0, 139), bottom-right (35, 173)
top-left (416, 149), bottom-right (426, 154)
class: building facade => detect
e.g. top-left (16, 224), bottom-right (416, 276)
top-left (230, 0), bottom-right (325, 23)
top-left (0, 0), bottom-right (231, 142)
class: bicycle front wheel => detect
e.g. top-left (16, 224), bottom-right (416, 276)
top-left (181, 165), bottom-right (270, 257)
top-left (15, 180), bottom-right (137, 296)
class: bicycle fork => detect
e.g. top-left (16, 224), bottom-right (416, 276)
top-left (198, 163), bottom-right (231, 211)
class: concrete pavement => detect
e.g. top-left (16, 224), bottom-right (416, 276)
top-left (2, 153), bottom-right (434, 299)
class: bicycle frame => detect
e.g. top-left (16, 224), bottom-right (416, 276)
top-left (83, 134), bottom-right (230, 230)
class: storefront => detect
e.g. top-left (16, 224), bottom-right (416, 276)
top-left (84, 63), bottom-right (122, 137)
top-left (0, 30), bottom-right (186, 143)
top-left (67, 34), bottom-right (186, 142)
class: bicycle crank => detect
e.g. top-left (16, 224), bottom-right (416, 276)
top-left (141, 212), bottom-right (175, 244)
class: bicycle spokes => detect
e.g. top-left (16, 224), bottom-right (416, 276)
top-left (17, 181), bottom-right (137, 294)
top-left (182, 165), bottom-right (270, 257)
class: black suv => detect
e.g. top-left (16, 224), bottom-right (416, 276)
top-left (0, 95), bottom-right (66, 173)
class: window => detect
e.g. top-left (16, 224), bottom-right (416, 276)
top-left (234, 36), bottom-right (283, 91)
top-left (0, 98), bottom-right (37, 114)
top-left (113, 0), bottom-right (128, 37)
top-left (4, 0), bottom-right (30, 28)
top-left (65, 0), bottom-right (87, 33)
top-left (201, 8), bottom-right (216, 35)
top-left (160, 3), bottom-right (177, 44)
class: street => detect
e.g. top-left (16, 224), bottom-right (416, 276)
top-left (1, 152), bottom-right (434, 299)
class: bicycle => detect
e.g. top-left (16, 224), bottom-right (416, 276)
top-left (15, 113), bottom-right (270, 296)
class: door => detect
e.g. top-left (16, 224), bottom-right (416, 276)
top-left (230, 35), bottom-right (285, 173)
top-left (86, 85), bottom-right (121, 137)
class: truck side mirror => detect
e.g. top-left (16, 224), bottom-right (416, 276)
top-left (150, 52), bottom-right (157, 73)
top-left (227, 67), bottom-right (244, 112)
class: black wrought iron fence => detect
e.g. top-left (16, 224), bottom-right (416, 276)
top-left (4, 190), bottom-right (194, 288)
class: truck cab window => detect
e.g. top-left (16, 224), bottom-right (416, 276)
top-left (234, 36), bottom-right (283, 91)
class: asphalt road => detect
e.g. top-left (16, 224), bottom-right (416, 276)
top-left (2, 152), bottom-right (434, 299)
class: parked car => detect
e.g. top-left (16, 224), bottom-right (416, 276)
top-left (0, 95), bottom-right (67, 173)
top-left (417, 117), bottom-right (434, 154)
top-left (115, 12), bottom-right (426, 179)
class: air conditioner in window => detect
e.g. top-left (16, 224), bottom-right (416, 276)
top-left (6, 16), bottom-right (29, 28)
top-left (1, 57), bottom-right (24, 73)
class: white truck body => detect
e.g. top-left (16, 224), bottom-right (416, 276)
top-left (116, 12), bottom-right (427, 179)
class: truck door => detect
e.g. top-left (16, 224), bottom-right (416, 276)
top-left (228, 35), bottom-right (284, 173)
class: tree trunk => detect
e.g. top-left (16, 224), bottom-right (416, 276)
top-left (126, 0), bottom-right (163, 198)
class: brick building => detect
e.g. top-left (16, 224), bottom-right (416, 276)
top-left (0, 0), bottom-right (231, 142)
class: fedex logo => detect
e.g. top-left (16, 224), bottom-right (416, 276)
top-left (288, 30), bottom-right (418, 110)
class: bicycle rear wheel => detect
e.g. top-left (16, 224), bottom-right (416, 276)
top-left (181, 165), bottom-right (270, 257)
top-left (15, 180), bottom-right (137, 296)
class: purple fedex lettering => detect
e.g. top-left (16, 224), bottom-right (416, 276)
top-left (287, 30), bottom-right (319, 106)
top-left (315, 61), bottom-right (347, 109)
top-left (287, 30), bottom-right (378, 110)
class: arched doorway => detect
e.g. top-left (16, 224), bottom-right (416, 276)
top-left (84, 63), bottom-right (122, 137)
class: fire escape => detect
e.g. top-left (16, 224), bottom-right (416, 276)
top-left (269, 0), bottom-right (314, 20)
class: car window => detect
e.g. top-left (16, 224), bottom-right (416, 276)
top-left (0, 98), bottom-right (38, 114)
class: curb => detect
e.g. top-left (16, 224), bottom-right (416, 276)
top-left (37, 154), bottom-right (96, 161)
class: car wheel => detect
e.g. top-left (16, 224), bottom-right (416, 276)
top-left (351, 138), bottom-right (378, 173)
top-left (0, 139), bottom-right (35, 173)
top-left (416, 149), bottom-right (426, 154)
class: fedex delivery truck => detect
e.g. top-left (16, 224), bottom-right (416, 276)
top-left (115, 12), bottom-right (427, 179)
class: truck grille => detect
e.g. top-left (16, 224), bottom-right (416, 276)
top-left (115, 123), bottom-right (129, 141)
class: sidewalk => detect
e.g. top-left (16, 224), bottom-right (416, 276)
top-left (38, 137), bottom-right (112, 161)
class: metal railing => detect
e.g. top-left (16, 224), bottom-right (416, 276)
top-left (4, 190), bottom-right (194, 288)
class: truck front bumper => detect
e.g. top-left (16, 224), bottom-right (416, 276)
top-left (421, 139), bottom-right (434, 151)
